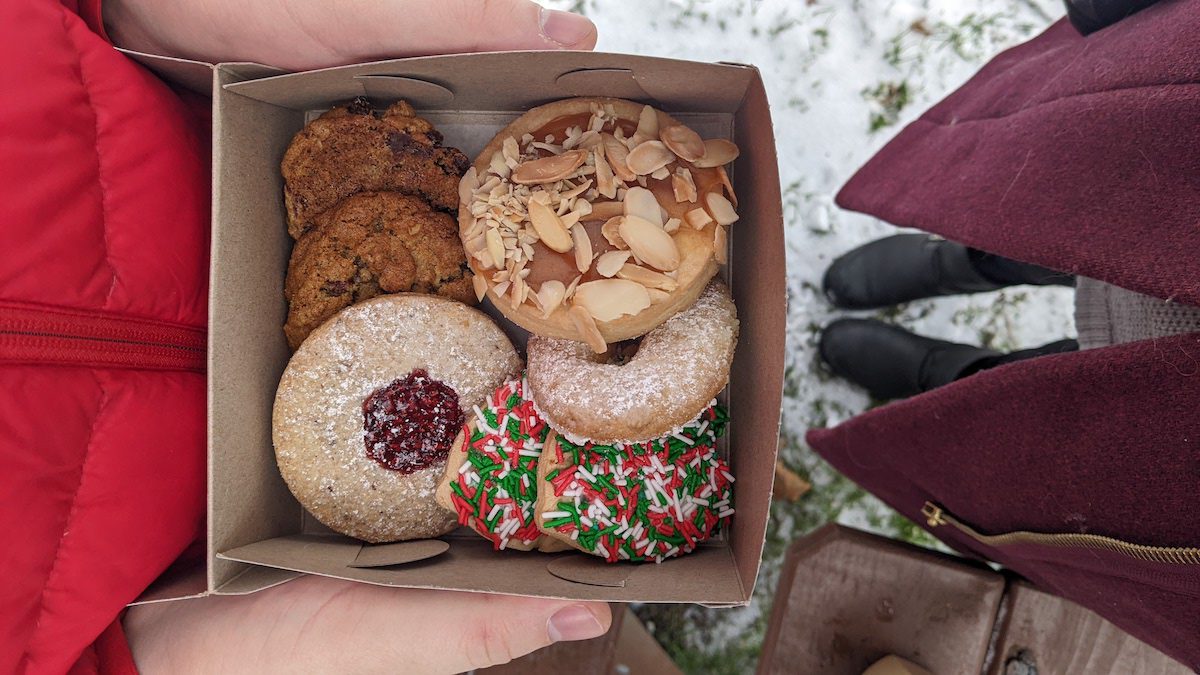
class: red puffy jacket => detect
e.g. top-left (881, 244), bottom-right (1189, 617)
top-left (1, 1), bottom-right (209, 672)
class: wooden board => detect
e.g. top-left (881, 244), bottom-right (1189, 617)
top-left (758, 524), bottom-right (1006, 675)
top-left (987, 581), bottom-right (1191, 675)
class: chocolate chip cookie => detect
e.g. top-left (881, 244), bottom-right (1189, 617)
top-left (284, 191), bottom-right (475, 349)
top-left (281, 98), bottom-right (470, 238)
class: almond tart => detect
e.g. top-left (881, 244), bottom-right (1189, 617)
top-left (458, 97), bottom-right (740, 352)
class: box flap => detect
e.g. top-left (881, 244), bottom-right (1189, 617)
top-left (214, 564), bottom-right (302, 595)
top-left (219, 535), bottom-right (746, 603)
top-left (222, 51), bottom-right (755, 112)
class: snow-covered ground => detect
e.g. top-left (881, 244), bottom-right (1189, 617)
top-left (542, 1), bottom-right (1073, 671)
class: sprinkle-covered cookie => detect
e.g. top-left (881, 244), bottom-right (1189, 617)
top-left (436, 377), bottom-right (568, 552)
top-left (535, 405), bottom-right (734, 563)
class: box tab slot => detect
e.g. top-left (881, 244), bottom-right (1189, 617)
top-left (354, 75), bottom-right (455, 106)
top-left (350, 539), bottom-right (450, 568)
top-left (555, 68), bottom-right (650, 102)
top-left (546, 556), bottom-right (633, 587)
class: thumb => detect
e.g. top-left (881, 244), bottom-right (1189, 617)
top-left (425, 593), bottom-right (614, 672)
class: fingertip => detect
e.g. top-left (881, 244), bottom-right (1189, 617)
top-left (547, 602), bottom-right (611, 643)
top-left (539, 7), bottom-right (598, 49)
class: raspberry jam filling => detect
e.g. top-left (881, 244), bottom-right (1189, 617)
top-left (362, 369), bottom-right (463, 474)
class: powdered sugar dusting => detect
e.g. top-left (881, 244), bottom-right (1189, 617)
top-left (273, 294), bottom-right (522, 542)
top-left (527, 280), bottom-right (737, 443)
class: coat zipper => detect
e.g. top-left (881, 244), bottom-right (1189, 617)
top-left (922, 502), bottom-right (1200, 565)
top-left (0, 301), bottom-right (205, 372)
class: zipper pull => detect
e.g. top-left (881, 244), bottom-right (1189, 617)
top-left (921, 502), bottom-right (946, 527)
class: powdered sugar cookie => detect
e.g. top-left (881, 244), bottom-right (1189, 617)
top-left (273, 294), bottom-right (521, 543)
top-left (526, 279), bottom-right (737, 444)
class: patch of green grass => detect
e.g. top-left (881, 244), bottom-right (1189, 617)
top-left (863, 80), bottom-right (912, 132)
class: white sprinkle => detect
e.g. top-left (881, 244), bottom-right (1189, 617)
top-left (718, 509), bottom-right (735, 518)
top-left (671, 432), bottom-right (695, 446)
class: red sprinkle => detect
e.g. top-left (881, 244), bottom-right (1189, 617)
top-left (362, 369), bottom-right (463, 474)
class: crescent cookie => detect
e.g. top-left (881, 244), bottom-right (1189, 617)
top-left (273, 294), bottom-right (522, 543)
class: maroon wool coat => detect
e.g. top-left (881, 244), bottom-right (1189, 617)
top-left (807, 3), bottom-right (1200, 670)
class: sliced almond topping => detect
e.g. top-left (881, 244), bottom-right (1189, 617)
top-left (572, 199), bottom-right (593, 217)
top-left (494, 280), bottom-right (511, 297)
top-left (602, 134), bottom-right (637, 182)
top-left (633, 105), bottom-right (660, 145)
top-left (536, 280), bottom-right (566, 319)
top-left (664, 217), bottom-right (682, 234)
top-left (476, 175), bottom-right (502, 196)
top-left (595, 250), bottom-right (632, 277)
top-left (717, 165), bottom-right (738, 207)
top-left (502, 136), bottom-right (520, 162)
top-left (623, 186), bottom-right (664, 227)
top-left (527, 199), bottom-right (574, 252)
top-left (572, 223), bottom-right (593, 274)
top-left (685, 207), bottom-right (714, 230)
top-left (660, 124), bottom-right (705, 162)
top-left (573, 279), bottom-right (651, 323)
top-left (464, 217), bottom-right (486, 240)
top-left (617, 263), bottom-right (678, 291)
top-left (647, 288), bottom-right (671, 304)
top-left (619, 215), bottom-right (681, 271)
top-left (594, 150), bottom-right (617, 199)
top-left (591, 200), bottom-right (624, 221)
top-left (692, 139), bottom-right (740, 168)
top-left (626, 141), bottom-right (676, 176)
top-left (510, 276), bottom-right (525, 309)
top-left (705, 192), bottom-right (739, 226)
top-left (484, 229), bottom-right (505, 270)
top-left (560, 210), bottom-right (582, 230)
top-left (565, 274), bottom-right (583, 300)
top-left (579, 130), bottom-right (603, 149)
top-left (672, 167), bottom-right (698, 203)
top-left (511, 149), bottom-right (588, 185)
top-left (459, 167), bottom-right (478, 206)
top-left (489, 151), bottom-right (511, 179)
top-left (472, 274), bottom-right (488, 302)
top-left (601, 216), bottom-right (627, 249)
top-left (561, 180), bottom-right (593, 202)
top-left (650, 167), bottom-right (671, 181)
top-left (568, 305), bottom-right (607, 354)
top-left (714, 224), bottom-right (728, 265)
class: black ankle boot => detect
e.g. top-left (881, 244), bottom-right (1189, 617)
top-left (818, 318), bottom-right (999, 400)
top-left (822, 234), bottom-right (1004, 310)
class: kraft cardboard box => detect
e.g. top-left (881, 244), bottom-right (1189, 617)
top-left (123, 50), bottom-right (784, 607)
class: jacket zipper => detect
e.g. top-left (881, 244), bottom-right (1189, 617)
top-left (0, 301), bottom-right (205, 372)
top-left (922, 502), bottom-right (1200, 565)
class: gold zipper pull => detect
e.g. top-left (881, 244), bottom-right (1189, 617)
top-left (922, 502), bottom-right (946, 527)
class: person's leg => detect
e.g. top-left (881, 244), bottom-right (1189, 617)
top-left (818, 318), bottom-right (1078, 400)
top-left (966, 249), bottom-right (1075, 288)
top-left (822, 234), bottom-right (1072, 310)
